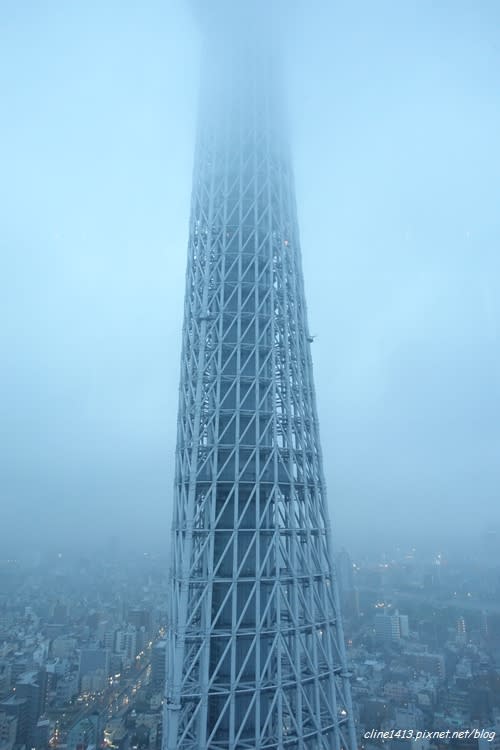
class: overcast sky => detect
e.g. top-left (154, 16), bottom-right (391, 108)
top-left (1, 0), bottom-right (499, 559)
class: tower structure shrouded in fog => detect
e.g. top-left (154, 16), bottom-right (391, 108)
top-left (164, 3), bottom-right (356, 748)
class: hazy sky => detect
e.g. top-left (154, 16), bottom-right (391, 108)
top-left (1, 0), bottom-right (499, 558)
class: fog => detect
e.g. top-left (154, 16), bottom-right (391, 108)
top-left (1, 0), bottom-right (499, 559)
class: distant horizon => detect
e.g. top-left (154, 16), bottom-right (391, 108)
top-left (2, 522), bottom-right (499, 566)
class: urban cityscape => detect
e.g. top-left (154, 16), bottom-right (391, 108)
top-left (2, 538), bottom-right (500, 750)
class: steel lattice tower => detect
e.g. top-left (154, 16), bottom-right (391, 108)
top-left (164, 4), bottom-right (356, 748)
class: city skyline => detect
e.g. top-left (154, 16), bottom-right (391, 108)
top-left (2, 545), bottom-right (500, 750)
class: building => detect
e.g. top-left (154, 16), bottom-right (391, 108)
top-left (399, 614), bottom-right (409, 637)
top-left (80, 669), bottom-right (107, 694)
top-left (456, 616), bottom-right (467, 645)
top-left (55, 673), bottom-right (79, 706)
top-left (337, 549), bottom-right (360, 618)
top-left (163, 3), bottom-right (355, 748)
top-left (404, 651), bottom-right (446, 680)
top-left (375, 610), bottom-right (409, 644)
top-left (0, 697), bottom-right (28, 746)
top-left (337, 548), bottom-right (355, 593)
top-left (52, 637), bottom-right (77, 659)
top-left (115, 628), bottom-right (137, 664)
top-left (151, 641), bottom-right (166, 692)
top-left (0, 711), bottom-right (17, 750)
top-left (9, 654), bottom-right (28, 684)
top-left (67, 713), bottom-right (101, 750)
top-left (394, 704), bottom-right (423, 731)
top-left (478, 718), bottom-right (500, 750)
top-left (15, 670), bottom-right (47, 747)
top-left (127, 608), bottom-right (151, 635)
top-left (33, 718), bottom-right (50, 750)
top-left (78, 648), bottom-right (109, 686)
top-left (0, 664), bottom-right (10, 700)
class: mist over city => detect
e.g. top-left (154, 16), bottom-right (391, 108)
top-left (1, 2), bottom-right (500, 748)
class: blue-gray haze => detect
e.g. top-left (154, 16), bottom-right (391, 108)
top-left (1, 0), bottom-right (499, 559)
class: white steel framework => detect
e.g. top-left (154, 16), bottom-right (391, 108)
top-left (164, 9), bottom-right (356, 749)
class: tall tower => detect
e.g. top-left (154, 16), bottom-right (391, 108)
top-left (164, 3), bottom-right (356, 748)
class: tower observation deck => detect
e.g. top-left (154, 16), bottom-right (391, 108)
top-left (164, 3), bottom-right (356, 748)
